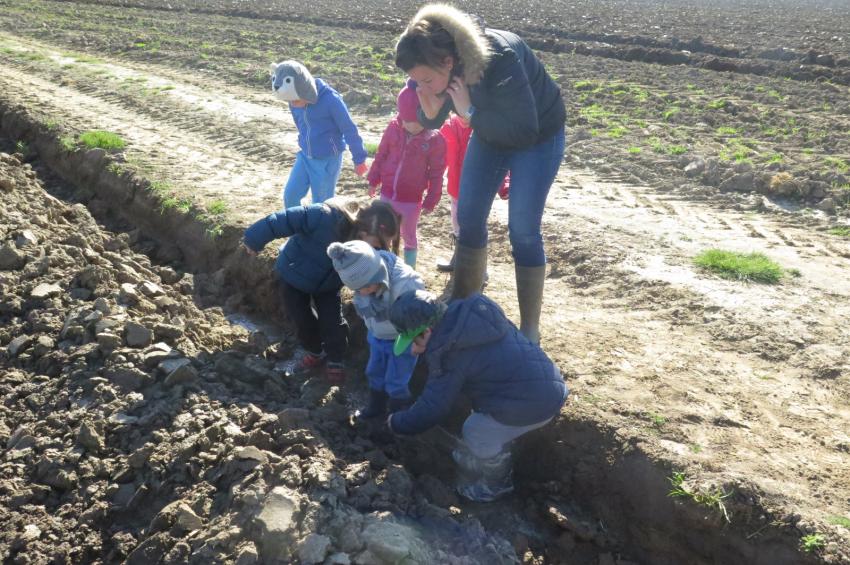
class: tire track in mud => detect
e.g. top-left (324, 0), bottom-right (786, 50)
top-left (2, 34), bottom-right (850, 557)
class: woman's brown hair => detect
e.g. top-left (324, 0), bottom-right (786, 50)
top-left (395, 19), bottom-right (462, 76)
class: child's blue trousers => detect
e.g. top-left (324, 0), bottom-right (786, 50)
top-left (365, 332), bottom-right (417, 399)
top-left (283, 151), bottom-right (343, 209)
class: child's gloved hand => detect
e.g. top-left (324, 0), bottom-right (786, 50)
top-left (355, 162), bottom-right (368, 177)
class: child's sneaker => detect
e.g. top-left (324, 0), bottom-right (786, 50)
top-left (281, 350), bottom-right (325, 377)
top-left (325, 362), bottom-right (347, 385)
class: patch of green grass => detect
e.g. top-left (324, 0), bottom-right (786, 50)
top-left (800, 533), bottom-right (825, 553)
top-left (628, 146), bottom-right (642, 154)
top-left (694, 249), bottom-right (785, 284)
top-left (768, 89), bottom-right (786, 102)
top-left (45, 119), bottom-right (59, 131)
top-left (716, 126), bottom-right (738, 135)
top-left (78, 130), bottom-right (126, 151)
top-left (73, 54), bottom-right (102, 64)
top-left (689, 444), bottom-right (702, 454)
top-left (662, 106), bottom-right (680, 121)
top-left (828, 515), bottom-right (850, 529)
top-left (649, 137), bottom-right (665, 153)
top-left (827, 226), bottom-right (850, 237)
top-left (706, 99), bottom-right (727, 110)
top-left (107, 163), bottom-right (123, 175)
top-left (60, 135), bottom-right (77, 152)
top-left (206, 200), bottom-right (227, 215)
top-left (667, 145), bottom-right (687, 155)
top-left (668, 471), bottom-right (731, 523)
top-left (14, 141), bottom-right (28, 154)
top-left (573, 80), bottom-right (598, 90)
top-left (766, 153), bottom-right (783, 164)
top-left (648, 413), bottom-right (667, 428)
top-left (364, 141), bottom-right (379, 157)
top-left (161, 196), bottom-right (193, 214)
top-left (607, 125), bottom-right (629, 138)
top-left (824, 156), bottom-right (849, 173)
top-left (579, 103), bottom-right (613, 122)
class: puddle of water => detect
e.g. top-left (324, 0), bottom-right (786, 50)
top-left (226, 312), bottom-right (284, 342)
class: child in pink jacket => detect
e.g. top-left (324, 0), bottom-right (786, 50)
top-left (437, 115), bottom-right (509, 272)
top-left (368, 80), bottom-right (446, 269)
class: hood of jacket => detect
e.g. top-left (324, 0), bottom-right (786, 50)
top-left (403, 4), bottom-right (492, 86)
top-left (425, 294), bottom-right (508, 374)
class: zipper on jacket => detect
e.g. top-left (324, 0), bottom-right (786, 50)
top-left (305, 108), bottom-right (312, 158)
top-left (391, 132), bottom-right (412, 200)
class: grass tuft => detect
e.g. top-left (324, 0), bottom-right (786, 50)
top-left (668, 471), bottom-right (731, 523)
top-left (827, 226), bottom-right (850, 237)
top-left (79, 130), bottom-right (126, 151)
top-left (694, 249), bottom-right (785, 284)
top-left (828, 515), bottom-right (850, 529)
top-left (800, 533), bottom-right (825, 553)
top-left (364, 141), bottom-right (379, 157)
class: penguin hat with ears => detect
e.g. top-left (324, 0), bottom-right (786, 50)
top-left (269, 60), bottom-right (318, 104)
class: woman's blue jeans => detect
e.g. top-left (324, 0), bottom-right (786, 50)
top-left (457, 127), bottom-right (565, 267)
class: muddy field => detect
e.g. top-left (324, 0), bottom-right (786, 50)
top-left (1, 0), bottom-right (850, 563)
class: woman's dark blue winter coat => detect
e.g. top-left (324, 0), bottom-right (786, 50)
top-left (389, 294), bottom-right (568, 435)
top-left (243, 203), bottom-right (349, 294)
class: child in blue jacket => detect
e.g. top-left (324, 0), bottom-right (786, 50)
top-left (387, 290), bottom-right (568, 502)
top-left (270, 60), bottom-right (369, 208)
top-left (327, 237), bottom-right (425, 418)
top-left (243, 199), bottom-right (359, 384)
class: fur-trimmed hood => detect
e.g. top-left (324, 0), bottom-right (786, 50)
top-left (401, 4), bottom-right (492, 85)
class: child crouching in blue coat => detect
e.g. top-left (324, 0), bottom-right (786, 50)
top-left (243, 200), bottom-right (359, 384)
top-left (387, 290), bottom-right (568, 502)
top-left (327, 240), bottom-right (425, 418)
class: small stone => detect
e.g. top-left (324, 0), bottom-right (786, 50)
top-left (16, 230), bottom-right (38, 248)
top-left (0, 242), bottom-right (26, 270)
top-left (255, 487), bottom-right (301, 558)
top-left (106, 366), bottom-right (152, 391)
top-left (70, 288), bottom-right (93, 301)
top-left (277, 408), bottom-right (310, 429)
top-left (815, 197), bottom-right (836, 213)
top-left (235, 544), bottom-right (259, 565)
top-left (30, 282), bottom-right (62, 299)
top-left (326, 552), bottom-right (351, 565)
top-left (140, 281), bottom-right (164, 297)
top-left (118, 283), bottom-right (140, 305)
top-left (125, 322), bottom-right (153, 348)
top-left (21, 524), bottom-right (41, 541)
top-left (235, 446), bottom-right (269, 464)
top-left (93, 297), bottom-right (112, 315)
top-left (110, 413), bottom-right (140, 426)
top-left (159, 357), bottom-right (190, 374)
top-left (683, 159), bottom-right (705, 177)
top-left (297, 533), bottom-right (331, 564)
top-left (7, 335), bottom-right (33, 356)
top-left (97, 333), bottom-right (123, 351)
top-left (77, 421), bottom-right (104, 453)
top-left (165, 364), bottom-right (198, 387)
top-left (32, 335), bottom-right (55, 357)
top-left (154, 322), bottom-right (183, 340)
top-left (0, 176), bottom-right (16, 192)
top-left (175, 503), bottom-right (204, 532)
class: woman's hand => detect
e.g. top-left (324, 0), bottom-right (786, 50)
top-left (446, 77), bottom-right (471, 119)
top-left (416, 85), bottom-right (446, 120)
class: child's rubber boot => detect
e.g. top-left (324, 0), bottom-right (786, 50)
top-left (283, 350), bottom-right (326, 377)
top-left (436, 234), bottom-right (458, 272)
top-left (325, 361), bottom-right (347, 385)
top-left (450, 244), bottom-right (488, 300)
top-left (356, 389), bottom-right (388, 419)
top-left (403, 249), bottom-right (418, 269)
top-left (515, 264), bottom-right (546, 344)
top-left (387, 395), bottom-right (413, 413)
top-left (453, 448), bottom-right (514, 502)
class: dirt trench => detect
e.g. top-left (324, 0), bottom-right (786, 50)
top-left (2, 84), bottom-right (846, 565)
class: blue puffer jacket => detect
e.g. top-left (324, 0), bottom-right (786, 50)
top-left (243, 204), bottom-right (350, 294)
top-left (389, 295), bottom-right (568, 435)
top-left (291, 79), bottom-right (368, 165)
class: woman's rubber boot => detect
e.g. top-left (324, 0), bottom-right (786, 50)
top-left (403, 249), bottom-right (418, 269)
top-left (356, 389), bottom-right (388, 419)
top-left (453, 448), bottom-right (514, 502)
top-left (450, 244), bottom-right (488, 300)
top-left (436, 234), bottom-right (458, 273)
top-left (515, 264), bottom-right (546, 344)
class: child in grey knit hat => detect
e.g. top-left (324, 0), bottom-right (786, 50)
top-left (327, 240), bottom-right (425, 418)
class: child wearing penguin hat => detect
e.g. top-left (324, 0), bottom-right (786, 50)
top-left (270, 60), bottom-right (369, 208)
